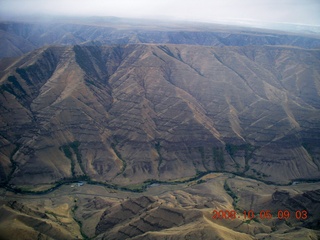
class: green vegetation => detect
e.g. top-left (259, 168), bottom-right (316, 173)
top-left (56, 176), bottom-right (90, 185)
top-left (301, 142), bottom-right (319, 170)
top-left (244, 145), bottom-right (257, 172)
top-left (301, 142), bottom-right (312, 153)
top-left (251, 169), bottom-right (268, 178)
top-left (252, 217), bottom-right (260, 223)
top-left (285, 220), bottom-right (293, 227)
top-left (61, 145), bottom-right (73, 159)
top-left (225, 143), bottom-right (256, 159)
top-left (1, 75), bottom-right (27, 97)
top-left (4, 169), bottom-right (320, 197)
top-left (16, 68), bottom-right (32, 85)
top-left (188, 145), bottom-right (225, 171)
top-left (84, 78), bottom-right (97, 87)
top-left (60, 145), bottom-right (75, 177)
top-left (271, 226), bottom-right (277, 232)
top-left (4, 144), bottom-right (21, 185)
top-left (158, 45), bottom-right (176, 58)
top-left (225, 143), bottom-right (258, 173)
top-left (59, 141), bottom-right (85, 177)
top-left (69, 141), bottom-right (86, 174)
top-left (223, 181), bottom-right (239, 210)
top-left (197, 146), bottom-right (209, 171)
top-left (198, 146), bottom-right (205, 160)
top-left (71, 201), bottom-right (89, 240)
top-left (225, 143), bottom-right (238, 158)
top-left (73, 45), bottom-right (98, 78)
top-left (196, 179), bottom-right (206, 184)
top-left (8, 75), bottom-right (27, 95)
top-left (111, 142), bottom-right (127, 176)
top-left (0, 83), bottom-right (14, 95)
top-left (16, 68), bottom-right (28, 80)
top-left (155, 141), bottom-right (163, 174)
top-left (4, 175), bottom-right (90, 195)
top-left (242, 218), bottom-right (260, 224)
top-left (212, 147), bottom-right (225, 170)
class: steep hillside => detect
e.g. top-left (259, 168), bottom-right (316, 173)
top-left (0, 44), bottom-right (319, 188)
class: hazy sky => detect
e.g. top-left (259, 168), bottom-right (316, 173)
top-left (1, 0), bottom-right (319, 26)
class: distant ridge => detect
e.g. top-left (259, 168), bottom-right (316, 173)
top-left (0, 18), bottom-right (320, 58)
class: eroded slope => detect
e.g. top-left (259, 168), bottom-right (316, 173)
top-left (0, 44), bottom-right (319, 187)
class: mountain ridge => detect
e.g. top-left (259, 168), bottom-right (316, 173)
top-left (1, 20), bottom-right (320, 59)
top-left (0, 43), bottom-right (319, 187)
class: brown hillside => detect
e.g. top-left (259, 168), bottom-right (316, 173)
top-left (0, 44), bottom-right (319, 187)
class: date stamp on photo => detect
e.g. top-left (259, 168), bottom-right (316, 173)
top-left (212, 209), bottom-right (308, 220)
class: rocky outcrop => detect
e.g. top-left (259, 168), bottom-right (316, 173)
top-left (95, 196), bottom-right (203, 239)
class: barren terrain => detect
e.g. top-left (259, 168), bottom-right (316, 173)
top-left (0, 18), bottom-right (319, 239)
top-left (0, 174), bottom-right (319, 239)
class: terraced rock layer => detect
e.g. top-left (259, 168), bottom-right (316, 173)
top-left (0, 44), bottom-right (320, 186)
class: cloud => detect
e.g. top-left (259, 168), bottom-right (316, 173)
top-left (0, 0), bottom-right (319, 26)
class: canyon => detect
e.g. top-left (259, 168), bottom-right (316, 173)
top-left (0, 18), bottom-right (319, 239)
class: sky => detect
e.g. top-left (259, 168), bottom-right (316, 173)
top-left (0, 0), bottom-right (320, 27)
